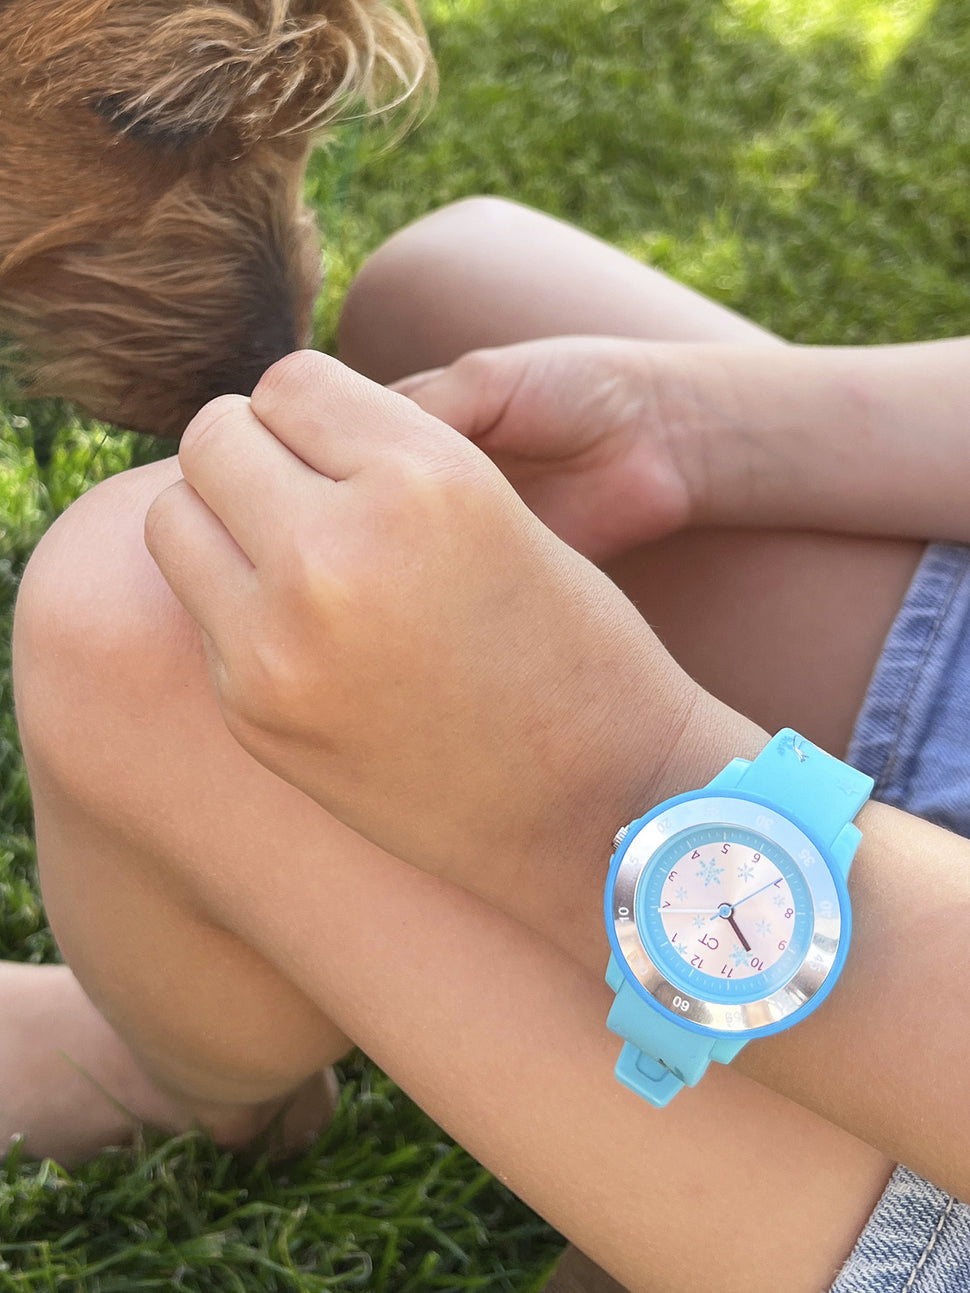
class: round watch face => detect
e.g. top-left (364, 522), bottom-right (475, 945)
top-left (607, 793), bottom-right (849, 1036)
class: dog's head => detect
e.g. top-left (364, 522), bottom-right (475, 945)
top-left (0, 0), bottom-right (429, 436)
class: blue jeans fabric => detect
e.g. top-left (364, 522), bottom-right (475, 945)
top-left (830, 543), bottom-right (970, 1293)
top-left (831, 1167), bottom-right (970, 1293)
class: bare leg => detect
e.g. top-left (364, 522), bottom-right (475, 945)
top-left (8, 496), bottom-right (350, 1161)
top-left (338, 198), bottom-right (778, 384)
top-left (13, 459), bottom-right (892, 1293)
top-left (0, 959), bottom-right (340, 1162)
top-left (338, 197), bottom-right (924, 756)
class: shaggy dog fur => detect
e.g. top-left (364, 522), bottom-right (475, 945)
top-left (0, 0), bottom-right (429, 436)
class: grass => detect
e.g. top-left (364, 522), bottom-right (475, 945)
top-left (0, 1069), bottom-right (558, 1292)
top-left (1, 0), bottom-right (970, 1287)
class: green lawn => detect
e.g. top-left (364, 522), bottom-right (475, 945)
top-left (2, 0), bottom-right (969, 1287)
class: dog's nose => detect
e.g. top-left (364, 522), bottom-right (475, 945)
top-left (244, 311), bottom-right (302, 390)
top-left (195, 315), bottom-right (301, 412)
top-left (234, 297), bottom-right (303, 391)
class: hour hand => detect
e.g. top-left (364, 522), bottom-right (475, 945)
top-left (725, 911), bottom-right (751, 952)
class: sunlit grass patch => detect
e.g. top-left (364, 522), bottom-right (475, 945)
top-left (721, 0), bottom-right (938, 75)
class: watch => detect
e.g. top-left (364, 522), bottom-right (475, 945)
top-left (603, 728), bottom-right (873, 1106)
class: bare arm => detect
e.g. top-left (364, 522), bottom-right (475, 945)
top-left (469, 706), bottom-right (970, 1210)
top-left (396, 334), bottom-right (970, 556)
top-left (147, 351), bottom-right (970, 1205)
top-left (680, 336), bottom-right (970, 542)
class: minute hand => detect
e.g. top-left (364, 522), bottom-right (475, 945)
top-left (732, 878), bottom-right (779, 909)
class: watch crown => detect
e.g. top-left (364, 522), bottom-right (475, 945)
top-left (611, 824), bottom-right (631, 855)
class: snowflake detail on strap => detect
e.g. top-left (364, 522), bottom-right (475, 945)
top-left (696, 859), bottom-right (724, 888)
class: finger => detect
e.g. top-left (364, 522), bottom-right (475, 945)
top-left (251, 350), bottom-right (460, 477)
top-left (178, 392), bottom-right (333, 568)
top-left (144, 476), bottom-right (255, 650)
top-left (390, 352), bottom-right (515, 444)
top-left (390, 364), bottom-right (482, 436)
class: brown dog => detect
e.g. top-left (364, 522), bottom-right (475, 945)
top-left (0, 0), bottom-right (429, 436)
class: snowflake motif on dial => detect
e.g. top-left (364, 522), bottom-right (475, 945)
top-left (674, 939), bottom-right (692, 958)
top-left (736, 861), bottom-right (755, 883)
top-left (771, 890), bottom-right (787, 909)
top-left (696, 859), bottom-right (724, 888)
top-left (755, 919), bottom-right (773, 938)
top-left (692, 915), bottom-right (708, 930)
top-left (729, 944), bottom-right (750, 968)
top-left (676, 886), bottom-right (689, 903)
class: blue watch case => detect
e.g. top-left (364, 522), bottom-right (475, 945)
top-left (603, 729), bottom-right (873, 1106)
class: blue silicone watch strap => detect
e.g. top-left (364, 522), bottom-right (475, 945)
top-left (608, 728), bottom-right (873, 1106)
top-left (708, 729), bottom-right (872, 866)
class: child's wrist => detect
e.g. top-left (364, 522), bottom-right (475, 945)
top-left (646, 686), bottom-right (770, 805)
top-left (677, 342), bottom-right (880, 533)
top-left (529, 681), bottom-right (768, 977)
top-left (632, 342), bottom-right (781, 532)
top-left (591, 664), bottom-right (770, 838)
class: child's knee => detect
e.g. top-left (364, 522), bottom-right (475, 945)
top-left (13, 457), bottom-right (194, 799)
top-left (344, 196), bottom-right (530, 303)
top-left (338, 196), bottom-right (537, 376)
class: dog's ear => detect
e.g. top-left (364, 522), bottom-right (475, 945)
top-left (91, 91), bottom-right (222, 152)
top-left (38, 1), bottom-right (431, 152)
top-left (85, 7), bottom-right (331, 150)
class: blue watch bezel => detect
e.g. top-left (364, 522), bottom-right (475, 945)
top-left (604, 786), bottom-right (853, 1043)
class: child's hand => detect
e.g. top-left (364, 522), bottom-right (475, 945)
top-left (392, 337), bottom-right (714, 563)
top-left (144, 352), bottom-right (735, 929)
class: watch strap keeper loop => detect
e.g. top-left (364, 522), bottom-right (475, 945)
top-left (607, 977), bottom-right (747, 1106)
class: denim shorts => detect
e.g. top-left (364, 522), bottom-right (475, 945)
top-left (830, 543), bottom-right (970, 1293)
